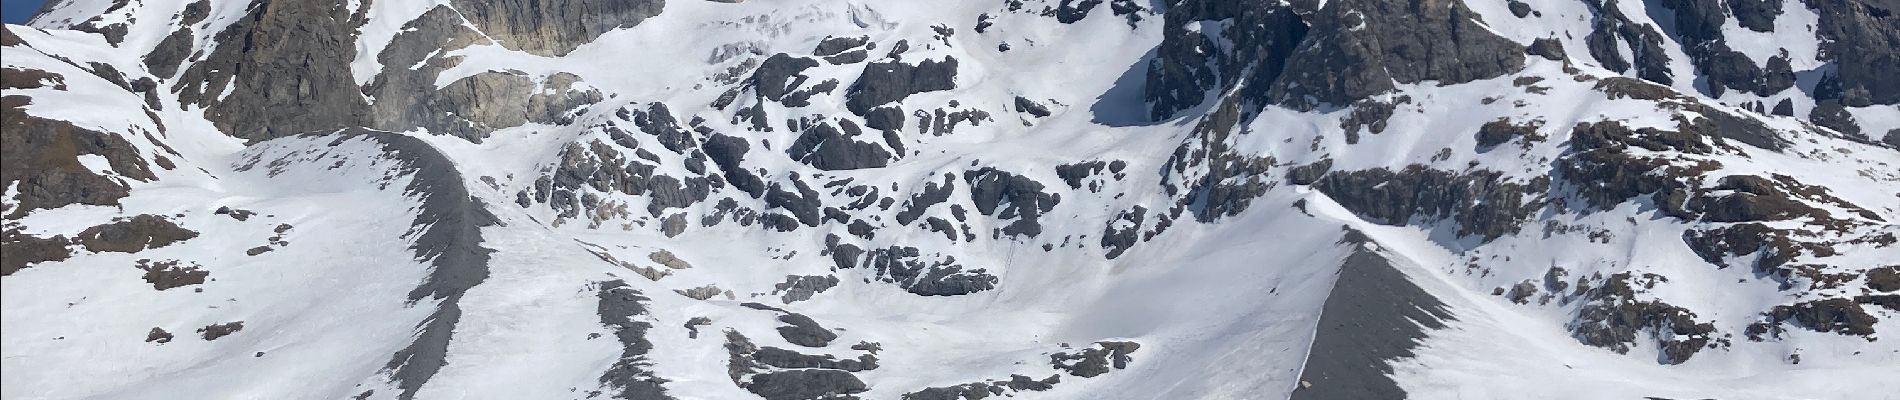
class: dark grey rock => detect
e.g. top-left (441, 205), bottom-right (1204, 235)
top-left (845, 57), bottom-right (958, 115)
top-left (743, 369), bottom-right (867, 400)
top-left (786, 120), bottom-right (896, 170)
top-left (1050, 341), bottom-right (1141, 378)
top-left (451, 0), bottom-right (665, 57)
top-left (174, 0), bottom-right (370, 141)
top-left (1527, 38), bottom-right (1567, 62)
top-left (1569, 272), bottom-right (1718, 364)
top-left (896, 173), bottom-right (956, 225)
top-left (1313, 166), bottom-right (1546, 242)
top-left (1100, 206), bottom-right (1146, 259)
top-left (76, 215), bottom-right (198, 253)
top-left (1013, 96), bottom-right (1051, 117)
top-left (752, 346), bottom-right (877, 371)
top-left (1585, 0), bottom-right (1675, 85)
top-left (1729, 0), bottom-right (1783, 32)
top-left (964, 167), bottom-right (1059, 238)
top-left (596, 280), bottom-right (673, 399)
top-left (775, 312), bottom-right (837, 348)
top-left (772, 275), bottom-right (840, 303)
top-left (1291, 229), bottom-right (1452, 400)
top-left (852, 246), bottom-right (999, 296)
top-left (197, 321), bottom-right (244, 341)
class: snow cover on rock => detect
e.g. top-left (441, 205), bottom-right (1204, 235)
top-left (3, 0), bottom-right (1897, 399)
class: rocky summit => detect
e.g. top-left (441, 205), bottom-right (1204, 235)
top-left (3, 0), bottom-right (1897, 399)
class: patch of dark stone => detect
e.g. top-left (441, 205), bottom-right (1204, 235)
top-left (845, 57), bottom-right (959, 115)
top-left (902, 374), bottom-right (1060, 400)
top-left (1290, 228), bottom-right (1452, 400)
top-left (753, 347), bottom-right (878, 372)
top-left (1312, 165), bottom-right (1546, 243)
top-left (1566, 272), bottom-right (1721, 364)
top-left (1749, 297), bottom-right (1880, 340)
top-left (787, 119), bottom-right (897, 170)
top-left (921, 107), bottom-right (994, 136)
top-left (1527, 38), bottom-right (1567, 62)
top-left (1013, 96), bottom-right (1051, 118)
top-left (1053, 160), bottom-right (1127, 192)
top-left (723, 329), bottom-right (869, 400)
top-left (171, 0), bottom-right (371, 141)
top-left (197, 321), bottom-right (244, 341)
top-left (1338, 96), bottom-right (1407, 144)
top-left (1146, 0), bottom-right (1521, 118)
top-left (136, 259), bottom-right (208, 291)
top-left (1868, 266), bottom-right (1900, 292)
top-left (1049, 341), bottom-right (1140, 378)
top-left (1284, 159), bottom-right (1332, 186)
top-left (2, 95), bottom-right (155, 218)
top-left (1, 228), bottom-right (72, 276)
top-left (685, 317), bottom-right (712, 339)
top-left (1649, 0), bottom-right (1797, 97)
top-left (772, 275), bottom-right (840, 303)
top-left (814, 36), bottom-right (870, 57)
top-left (145, 327), bottom-right (173, 344)
top-left (1556, 120), bottom-right (1720, 213)
top-left (1805, 0), bottom-right (1899, 106)
top-left (0, 67), bottom-right (66, 90)
top-left (858, 246), bottom-right (999, 296)
top-left (213, 206), bottom-right (255, 221)
top-left (77, 214), bottom-right (199, 253)
top-left (759, 177), bottom-right (824, 229)
top-left (449, 0), bottom-right (663, 57)
top-left (1585, 0), bottom-right (1675, 85)
top-left (964, 167), bottom-right (1059, 238)
top-left (595, 279), bottom-right (673, 399)
top-left (1474, 118), bottom-right (1545, 151)
top-left (1100, 206), bottom-right (1147, 259)
top-left (1157, 97), bottom-right (1276, 223)
top-left (895, 173), bottom-right (957, 225)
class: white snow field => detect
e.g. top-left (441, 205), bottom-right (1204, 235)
top-left (3, 0), bottom-right (1897, 399)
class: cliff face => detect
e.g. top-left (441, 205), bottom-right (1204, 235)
top-left (3, 0), bottom-right (1898, 399)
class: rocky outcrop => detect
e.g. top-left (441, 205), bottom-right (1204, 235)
top-left (174, 0), bottom-right (370, 141)
top-left (366, 6), bottom-right (604, 142)
top-left (1292, 229), bottom-right (1453, 400)
top-left (829, 239), bottom-right (998, 296)
top-left (844, 57), bottom-right (958, 115)
top-left (450, 0), bottom-right (665, 57)
top-left (595, 280), bottom-right (673, 399)
top-left (76, 215), bottom-right (199, 253)
top-left (964, 167), bottom-right (1059, 238)
top-left (2, 95), bottom-right (154, 217)
top-left (1568, 273), bottom-right (1719, 365)
top-left (0, 228), bottom-right (72, 276)
top-left (1585, 0), bottom-right (1674, 85)
top-left (1313, 166), bottom-right (1546, 242)
top-left (772, 275), bottom-right (839, 303)
top-left (1049, 341), bottom-right (1140, 378)
top-left (1806, 0), bottom-right (1899, 106)
top-left (136, 259), bottom-right (208, 291)
top-left (786, 119), bottom-right (897, 170)
top-left (1145, 0), bottom-right (1524, 118)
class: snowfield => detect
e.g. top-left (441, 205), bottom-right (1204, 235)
top-left (3, 0), bottom-right (1898, 399)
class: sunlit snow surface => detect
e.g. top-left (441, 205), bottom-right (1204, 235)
top-left (4, 0), bottom-right (1898, 399)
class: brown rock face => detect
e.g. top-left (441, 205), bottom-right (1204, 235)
top-left (451, 0), bottom-right (666, 57)
top-left (2, 96), bottom-right (153, 218)
top-left (174, 0), bottom-right (371, 141)
top-left (76, 215), bottom-right (198, 253)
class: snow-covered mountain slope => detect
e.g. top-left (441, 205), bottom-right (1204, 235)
top-left (3, 0), bottom-right (1897, 399)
